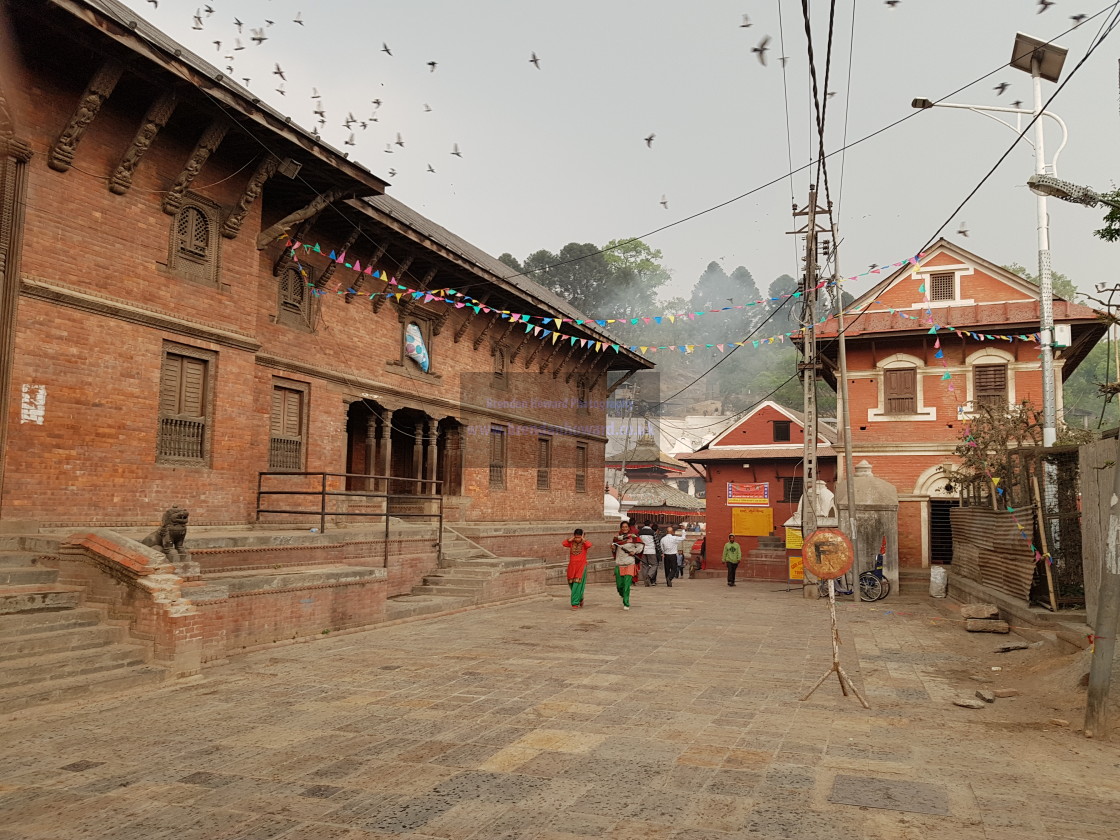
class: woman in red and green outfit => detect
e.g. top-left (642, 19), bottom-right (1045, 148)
top-left (563, 529), bottom-right (591, 610)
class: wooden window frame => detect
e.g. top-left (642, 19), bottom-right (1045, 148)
top-left (930, 272), bottom-right (955, 303)
top-left (492, 347), bottom-right (508, 388)
top-left (536, 435), bottom-right (552, 491)
top-left (489, 425), bottom-right (507, 489)
top-left (575, 442), bottom-right (588, 493)
top-left (389, 312), bottom-right (438, 376)
top-left (576, 378), bottom-right (590, 414)
top-left (883, 367), bottom-right (918, 415)
top-left (773, 420), bottom-right (791, 442)
top-left (269, 378), bottom-right (309, 471)
top-left (156, 342), bottom-right (217, 466)
top-left (973, 363), bottom-right (1008, 410)
top-left (277, 264), bottom-right (315, 331)
top-left (167, 193), bottom-right (220, 286)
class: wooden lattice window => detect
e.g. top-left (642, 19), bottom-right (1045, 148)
top-left (773, 420), bottom-right (791, 442)
top-left (930, 272), bottom-right (955, 302)
top-left (536, 436), bottom-right (552, 490)
top-left (974, 363), bottom-right (1008, 409)
top-left (169, 199), bottom-right (219, 284)
top-left (269, 382), bottom-right (306, 470)
top-left (489, 425), bottom-right (507, 488)
top-left (493, 348), bottom-right (507, 383)
top-left (781, 477), bottom-right (804, 504)
top-left (157, 348), bottom-right (212, 463)
top-left (575, 443), bottom-right (588, 493)
top-left (884, 367), bottom-right (917, 415)
top-left (278, 266), bottom-right (313, 329)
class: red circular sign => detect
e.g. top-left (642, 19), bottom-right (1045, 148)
top-left (802, 528), bottom-right (854, 580)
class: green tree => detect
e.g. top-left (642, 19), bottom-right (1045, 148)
top-left (1063, 338), bottom-right (1120, 430)
top-left (1094, 188), bottom-right (1120, 243)
top-left (497, 252), bottom-right (524, 273)
top-left (1004, 262), bottom-right (1078, 302)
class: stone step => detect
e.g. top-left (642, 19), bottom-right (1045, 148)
top-left (747, 551), bottom-right (788, 561)
top-left (386, 594), bottom-right (471, 623)
top-left (411, 584), bottom-right (481, 598)
top-left (421, 574), bottom-right (490, 588)
top-left (1, 644), bottom-right (149, 689)
top-left (430, 567), bottom-right (497, 579)
top-left (0, 567), bottom-right (58, 586)
top-left (0, 607), bottom-right (104, 638)
top-left (0, 552), bottom-right (44, 567)
top-left (0, 664), bottom-right (166, 715)
top-left (0, 624), bottom-right (126, 662)
top-left (0, 586), bottom-right (84, 615)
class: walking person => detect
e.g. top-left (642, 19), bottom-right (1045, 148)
top-left (660, 525), bottom-right (681, 587)
top-left (563, 529), bottom-right (592, 609)
top-left (723, 534), bottom-right (741, 586)
top-left (614, 533), bottom-right (642, 610)
top-left (638, 520), bottom-right (659, 586)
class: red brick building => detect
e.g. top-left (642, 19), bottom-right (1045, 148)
top-left (680, 401), bottom-right (836, 579)
top-left (816, 239), bottom-right (1104, 568)
top-left (0, 0), bottom-right (650, 531)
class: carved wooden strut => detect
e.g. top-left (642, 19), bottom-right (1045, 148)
top-left (48, 60), bottom-right (123, 173)
top-left (163, 120), bottom-right (229, 215)
top-left (318, 227), bottom-right (360, 290)
top-left (223, 154), bottom-right (279, 238)
top-left (373, 255), bottom-right (413, 314)
top-left (256, 187), bottom-right (364, 249)
top-left (109, 91), bottom-right (177, 195)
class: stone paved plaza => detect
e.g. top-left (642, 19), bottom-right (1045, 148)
top-left (1, 579), bottom-right (1118, 840)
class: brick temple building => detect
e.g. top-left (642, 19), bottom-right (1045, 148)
top-left (815, 239), bottom-right (1104, 568)
top-left (0, 0), bottom-right (651, 694)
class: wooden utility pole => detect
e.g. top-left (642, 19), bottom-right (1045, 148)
top-left (790, 186), bottom-right (829, 598)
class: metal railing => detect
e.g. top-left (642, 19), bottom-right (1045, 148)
top-left (256, 472), bottom-right (444, 563)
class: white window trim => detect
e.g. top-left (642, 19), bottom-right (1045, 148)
top-left (908, 263), bottom-right (975, 310)
top-left (957, 347), bottom-right (1019, 419)
top-left (868, 353), bottom-right (937, 422)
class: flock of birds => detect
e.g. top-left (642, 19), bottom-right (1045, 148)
top-left (148, 0), bottom-right (1089, 216)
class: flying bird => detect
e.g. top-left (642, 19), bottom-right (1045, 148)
top-left (381, 43), bottom-right (392, 55)
top-left (273, 64), bottom-right (285, 80)
top-left (424, 103), bottom-right (432, 112)
top-left (313, 105), bottom-right (326, 118)
top-left (530, 52), bottom-right (541, 69)
top-left (191, 15), bottom-right (203, 30)
top-left (740, 14), bottom-right (752, 28)
top-left (994, 82), bottom-right (1009, 95)
top-left (388, 168), bottom-right (397, 177)
top-left (885, 0), bottom-right (900, 7)
top-left (344, 133), bottom-right (356, 146)
top-left (1070, 13), bottom-right (1088, 23)
top-left (251, 28), bottom-right (267, 45)
top-left (752, 35), bottom-right (771, 65)
top-left (957, 221), bottom-right (970, 238)
top-left (660, 194), bottom-right (669, 209)
top-left (234, 38), bottom-right (244, 50)
top-left (224, 65), bottom-right (233, 73)
top-left (311, 88), bottom-right (321, 99)
top-left (427, 164), bottom-right (436, 173)
top-left (826, 90), bottom-right (837, 99)
top-left (869, 263), bottom-right (879, 271)
top-left (147, 0), bottom-right (157, 7)
top-left (293, 12), bottom-right (304, 26)
top-left (644, 133), bottom-right (655, 148)
top-left (451, 143), bottom-right (462, 157)
top-left (427, 61), bottom-right (438, 73)
top-left (233, 18), bottom-right (242, 32)
top-left (1038, 0), bottom-right (1055, 12)
top-left (265, 20), bottom-right (275, 27)
top-left (384, 144), bottom-right (394, 153)
top-left (371, 98), bottom-right (383, 108)
top-left (241, 77), bottom-right (250, 86)
top-left (275, 84), bottom-right (285, 96)
top-left (394, 133), bottom-right (405, 147)
top-left (1011, 99), bottom-right (1023, 109)
top-left (203, 4), bottom-right (214, 15)
top-left (212, 40), bottom-right (221, 51)
top-left (345, 111), bottom-right (357, 126)
top-left (779, 56), bottom-right (789, 67)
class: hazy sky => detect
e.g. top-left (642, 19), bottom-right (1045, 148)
top-left (118, 0), bottom-right (1118, 305)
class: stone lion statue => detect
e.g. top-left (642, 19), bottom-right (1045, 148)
top-left (141, 505), bottom-right (191, 566)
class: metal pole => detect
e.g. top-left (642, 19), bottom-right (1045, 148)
top-left (1084, 433), bottom-right (1120, 739)
top-left (319, 472), bottom-right (327, 533)
top-left (1032, 57), bottom-right (1057, 447)
top-left (829, 224), bottom-right (862, 604)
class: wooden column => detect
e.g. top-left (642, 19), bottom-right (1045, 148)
top-left (379, 408), bottom-right (394, 493)
top-left (412, 421), bottom-right (424, 494)
top-left (424, 419), bottom-right (438, 495)
top-left (365, 413), bottom-right (378, 493)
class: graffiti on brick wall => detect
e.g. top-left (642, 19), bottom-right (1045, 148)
top-left (20, 384), bottom-right (46, 424)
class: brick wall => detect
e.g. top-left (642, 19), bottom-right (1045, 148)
top-left (1, 42), bottom-right (632, 528)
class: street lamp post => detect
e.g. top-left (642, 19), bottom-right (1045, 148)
top-left (912, 32), bottom-right (1068, 446)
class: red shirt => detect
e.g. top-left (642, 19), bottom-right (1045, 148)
top-left (563, 538), bottom-right (591, 582)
